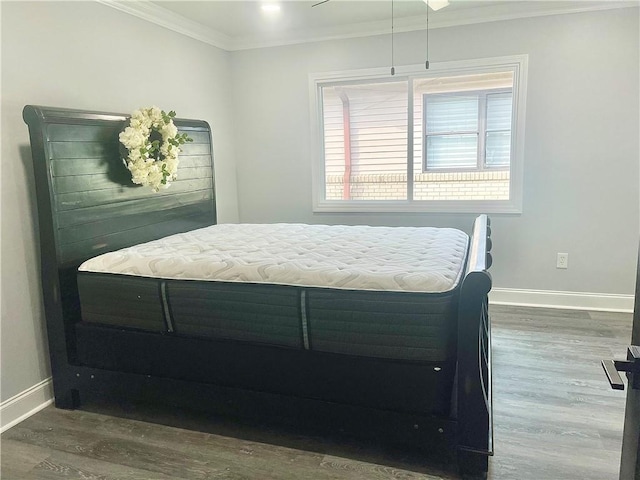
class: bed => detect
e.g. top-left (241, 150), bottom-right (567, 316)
top-left (23, 105), bottom-right (494, 477)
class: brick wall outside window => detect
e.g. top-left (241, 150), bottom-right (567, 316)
top-left (326, 170), bottom-right (510, 201)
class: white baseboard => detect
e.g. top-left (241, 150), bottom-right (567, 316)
top-left (490, 288), bottom-right (635, 313)
top-left (1, 378), bottom-right (53, 433)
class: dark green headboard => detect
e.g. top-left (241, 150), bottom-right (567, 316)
top-left (23, 105), bottom-right (217, 268)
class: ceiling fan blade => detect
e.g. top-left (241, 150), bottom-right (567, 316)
top-left (312, 0), bottom-right (330, 7)
top-left (424, 0), bottom-right (450, 11)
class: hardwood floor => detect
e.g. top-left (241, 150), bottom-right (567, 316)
top-left (489, 306), bottom-right (630, 480)
top-left (1, 305), bottom-right (632, 479)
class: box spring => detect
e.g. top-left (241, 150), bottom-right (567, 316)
top-left (76, 272), bottom-right (461, 415)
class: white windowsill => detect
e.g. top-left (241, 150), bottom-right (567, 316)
top-left (313, 199), bottom-right (522, 214)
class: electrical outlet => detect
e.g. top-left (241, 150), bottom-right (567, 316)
top-left (557, 253), bottom-right (568, 269)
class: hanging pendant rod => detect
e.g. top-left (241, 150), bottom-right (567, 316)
top-left (391, 0), bottom-right (395, 76)
top-left (426, 0), bottom-right (430, 70)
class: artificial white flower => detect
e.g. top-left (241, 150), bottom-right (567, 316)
top-left (120, 107), bottom-right (192, 192)
top-left (161, 122), bottom-right (178, 139)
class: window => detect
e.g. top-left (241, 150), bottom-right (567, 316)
top-left (310, 56), bottom-right (528, 213)
top-left (424, 90), bottom-right (512, 171)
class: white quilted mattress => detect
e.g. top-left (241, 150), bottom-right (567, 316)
top-left (79, 223), bottom-right (469, 293)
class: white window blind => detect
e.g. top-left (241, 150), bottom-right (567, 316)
top-left (424, 90), bottom-right (512, 170)
top-left (425, 94), bottom-right (479, 169)
top-left (485, 92), bottom-right (512, 167)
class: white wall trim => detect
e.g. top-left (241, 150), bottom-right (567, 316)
top-left (1, 378), bottom-right (53, 433)
top-left (95, 0), bottom-right (233, 51)
top-left (490, 288), bottom-right (635, 313)
top-left (96, 0), bottom-right (639, 52)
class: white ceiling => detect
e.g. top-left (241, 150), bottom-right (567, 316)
top-left (102, 0), bottom-right (638, 50)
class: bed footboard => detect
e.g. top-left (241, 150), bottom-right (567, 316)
top-left (456, 214), bottom-right (493, 477)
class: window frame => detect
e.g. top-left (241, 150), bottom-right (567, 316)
top-left (309, 55), bottom-right (528, 214)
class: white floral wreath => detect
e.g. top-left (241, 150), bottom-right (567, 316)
top-left (119, 106), bottom-right (192, 192)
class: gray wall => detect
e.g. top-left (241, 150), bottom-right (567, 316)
top-left (0, 1), bottom-right (239, 402)
top-left (230, 8), bottom-right (639, 295)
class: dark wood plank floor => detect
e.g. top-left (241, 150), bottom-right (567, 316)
top-left (1, 305), bottom-right (632, 479)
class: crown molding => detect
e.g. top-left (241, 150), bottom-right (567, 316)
top-left (97, 1), bottom-right (639, 52)
top-left (230, 2), bottom-right (639, 50)
top-left (96, 0), bottom-right (233, 51)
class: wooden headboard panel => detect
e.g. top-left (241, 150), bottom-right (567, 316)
top-left (23, 105), bottom-right (217, 268)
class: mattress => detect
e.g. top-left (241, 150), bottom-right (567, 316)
top-left (79, 223), bottom-right (468, 293)
top-left (77, 223), bottom-right (469, 362)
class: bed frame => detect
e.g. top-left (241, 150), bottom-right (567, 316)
top-left (23, 105), bottom-right (494, 477)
